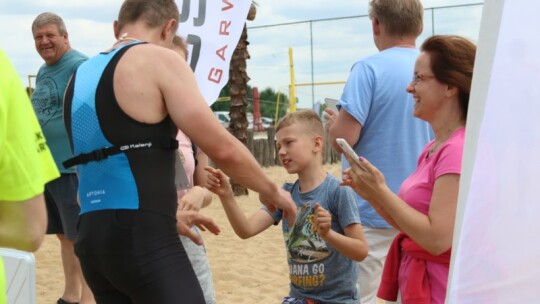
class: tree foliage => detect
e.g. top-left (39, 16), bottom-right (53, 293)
top-left (211, 84), bottom-right (290, 121)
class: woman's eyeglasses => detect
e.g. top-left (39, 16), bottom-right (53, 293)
top-left (412, 74), bottom-right (435, 84)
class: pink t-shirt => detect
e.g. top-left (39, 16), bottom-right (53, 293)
top-left (397, 127), bottom-right (465, 304)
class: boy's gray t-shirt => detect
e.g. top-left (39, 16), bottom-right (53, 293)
top-left (268, 174), bottom-right (361, 304)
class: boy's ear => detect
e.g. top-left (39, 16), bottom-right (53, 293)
top-left (313, 135), bottom-right (324, 152)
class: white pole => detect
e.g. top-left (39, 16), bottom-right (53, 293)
top-left (448, 0), bottom-right (540, 302)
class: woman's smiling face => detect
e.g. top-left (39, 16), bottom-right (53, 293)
top-left (406, 52), bottom-right (448, 122)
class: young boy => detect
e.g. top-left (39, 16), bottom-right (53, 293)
top-left (205, 110), bottom-right (368, 304)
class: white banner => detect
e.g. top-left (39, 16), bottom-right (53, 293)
top-left (177, 0), bottom-right (251, 105)
top-left (448, 0), bottom-right (540, 302)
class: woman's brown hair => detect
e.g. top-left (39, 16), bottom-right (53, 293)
top-left (421, 35), bottom-right (477, 120)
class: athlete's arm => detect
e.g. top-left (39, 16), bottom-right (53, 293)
top-left (152, 47), bottom-right (297, 223)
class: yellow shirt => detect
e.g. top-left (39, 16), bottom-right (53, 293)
top-left (0, 49), bottom-right (60, 200)
top-left (0, 49), bottom-right (60, 304)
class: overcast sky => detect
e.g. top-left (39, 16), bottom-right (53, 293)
top-left (1, 0), bottom-right (484, 109)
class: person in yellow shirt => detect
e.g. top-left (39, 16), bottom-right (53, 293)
top-left (0, 49), bottom-right (60, 303)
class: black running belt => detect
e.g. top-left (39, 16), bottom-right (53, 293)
top-left (63, 138), bottom-right (179, 169)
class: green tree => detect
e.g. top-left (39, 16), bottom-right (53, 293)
top-left (210, 83), bottom-right (231, 111)
top-left (258, 87), bottom-right (288, 121)
top-left (213, 85), bottom-right (289, 124)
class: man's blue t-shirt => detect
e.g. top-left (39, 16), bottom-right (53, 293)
top-left (31, 49), bottom-right (88, 173)
top-left (339, 47), bottom-right (432, 228)
top-left (269, 174), bottom-right (361, 304)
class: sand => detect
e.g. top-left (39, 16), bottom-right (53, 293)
top-left (34, 163), bottom-right (380, 303)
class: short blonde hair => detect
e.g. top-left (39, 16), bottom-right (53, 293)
top-left (276, 110), bottom-right (324, 138)
top-left (172, 35), bottom-right (188, 59)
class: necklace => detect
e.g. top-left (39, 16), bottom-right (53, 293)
top-left (428, 141), bottom-right (443, 155)
top-left (428, 127), bottom-right (461, 156)
top-left (113, 33), bottom-right (139, 46)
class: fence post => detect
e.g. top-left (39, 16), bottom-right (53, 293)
top-left (263, 140), bottom-right (270, 167)
top-left (247, 129), bottom-right (254, 152)
top-left (266, 127), bottom-right (276, 166)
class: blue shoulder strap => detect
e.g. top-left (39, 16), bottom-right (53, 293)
top-left (71, 43), bottom-right (134, 155)
top-left (70, 42), bottom-right (142, 214)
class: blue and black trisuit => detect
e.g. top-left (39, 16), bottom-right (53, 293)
top-left (63, 42), bottom-right (205, 304)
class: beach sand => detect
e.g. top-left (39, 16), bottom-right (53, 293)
top-left (35, 163), bottom-right (383, 303)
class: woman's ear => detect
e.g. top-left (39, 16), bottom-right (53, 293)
top-left (445, 85), bottom-right (458, 99)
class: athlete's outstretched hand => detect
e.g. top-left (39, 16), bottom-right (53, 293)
top-left (259, 189), bottom-right (297, 227)
top-left (176, 210), bottom-right (220, 245)
top-left (204, 167), bottom-right (233, 198)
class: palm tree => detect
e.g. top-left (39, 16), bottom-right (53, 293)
top-left (227, 2), bottom-right (257, 196)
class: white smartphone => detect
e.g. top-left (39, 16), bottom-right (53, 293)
top-left (336, 138), bottom-right (360, 164)
top-left (324, 98), bottom-right (339, 112)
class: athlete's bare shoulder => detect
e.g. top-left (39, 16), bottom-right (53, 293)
top-left (111, 42), bottom-right (185, 123)
top-left (119, 43), bottom-right (187, 76)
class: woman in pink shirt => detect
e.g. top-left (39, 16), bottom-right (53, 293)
top-left (342, 35), bottom-right (476, 304)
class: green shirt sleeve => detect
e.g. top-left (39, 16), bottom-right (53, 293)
top-left (0, 49), bottom-right (60, 201)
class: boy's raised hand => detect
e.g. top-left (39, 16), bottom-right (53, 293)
top-left (204, 166), bottom-right (233, 198)
top-left (313, 203), bottom-right (332, 238)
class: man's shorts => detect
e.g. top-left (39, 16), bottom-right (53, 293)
top-left (45, 173), bottom-right (80, 240)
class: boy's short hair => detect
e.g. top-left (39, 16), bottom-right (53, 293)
top-left (276, 110), bottom-right (324, 138)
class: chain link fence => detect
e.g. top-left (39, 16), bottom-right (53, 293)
top-left (246, 3), bottom-right (484, 111)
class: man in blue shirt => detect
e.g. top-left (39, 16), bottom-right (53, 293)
top-left (30, 12), bottom-right (93, 304)
top-left (325, 0), bottom-right (432, 303)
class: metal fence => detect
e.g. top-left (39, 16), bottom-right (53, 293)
top-left (246, 3), bottom-right (484, 111)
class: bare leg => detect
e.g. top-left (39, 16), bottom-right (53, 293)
top-left (58, 235), bottom-right (96, 304)
top-left (58, 234), bottom-right (81, 303)
top-left (76, 256), bottom-right (96, 304)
